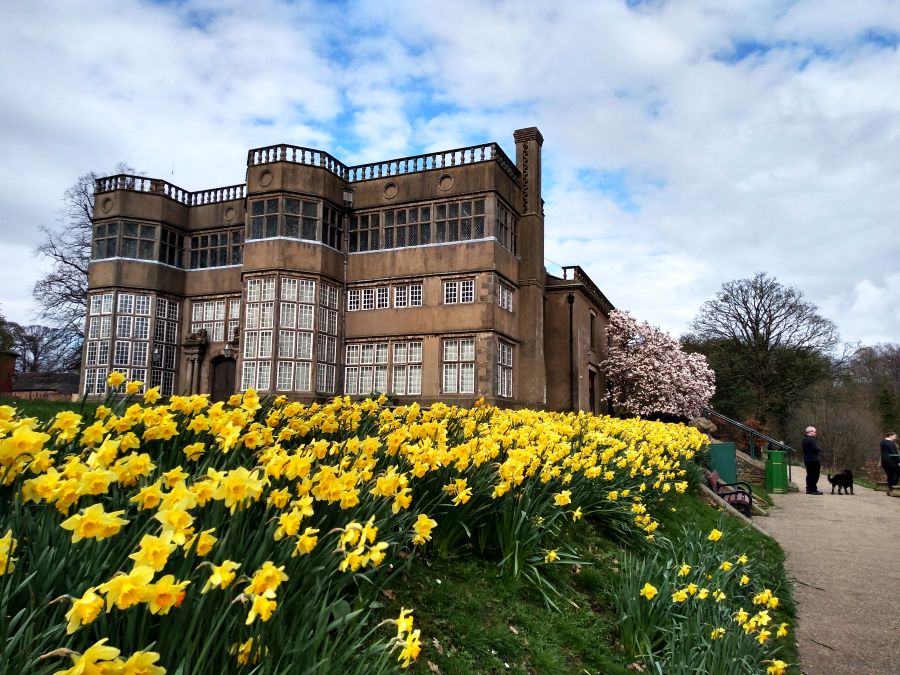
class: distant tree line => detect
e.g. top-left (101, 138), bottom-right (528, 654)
top-left (681, 272), bottom-right (898, 474)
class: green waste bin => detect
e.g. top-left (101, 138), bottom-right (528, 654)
top-left (765, 450), bottom-right (788, 493)
top-left (709, 442), bottom-right (737, 484)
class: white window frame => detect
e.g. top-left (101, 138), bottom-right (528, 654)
top-left (362, 288), bottom-right (375, 311)
top-left (282, 278), bottom-right (298, 302)
top-left (276, 361), bottom-right (294, 391)
top-left (442, 337), bottom-right (475, 394)
top-left (497, 282), bottom-right (513, 312)
top-left (498, 341), bottom-right (513, 398)
top-left (348, 289), bottom-right (360, 312)
top-left (295, 362), bottom-right (312, 391)
top-left (297, 305), bottom-right (314, 330)
top-left (410, 283), bottom-right (423, 307)
top-left (247, 279), bottom-right (261, 302)
top-left (297, 332), bottom-right (313, 360)
top-left (394, 286), bottom-right (407, 308)
top-left (376, 286), bottom-right (389, 309)
top-left (298, 280), bottom-right (316, 303)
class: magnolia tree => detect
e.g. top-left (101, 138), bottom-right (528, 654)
top-left (601, 310), bottom-right (716, 419)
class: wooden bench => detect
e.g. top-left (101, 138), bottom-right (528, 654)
top-left (707, 470), bottom-right (754, 517)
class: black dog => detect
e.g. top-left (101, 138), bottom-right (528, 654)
top-left (827, 469), bottom-right (854, 495)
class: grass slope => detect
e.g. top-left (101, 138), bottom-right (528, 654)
top-left (386, 489), bottom-right (798, 674)
top-left (2, 397), bottom-right (797, 673)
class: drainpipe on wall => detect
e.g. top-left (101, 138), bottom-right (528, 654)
top-left (567, 293), bottom-right (576, 411)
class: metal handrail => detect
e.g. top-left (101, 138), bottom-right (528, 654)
top-left (701, 406), bottom-right (795, 482)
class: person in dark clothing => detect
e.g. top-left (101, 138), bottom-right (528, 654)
top-left (801, 426), bottom-right (824, 495)
top-left (880, 431), bottom-right (899, 495)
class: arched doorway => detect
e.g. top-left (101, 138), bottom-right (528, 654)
top-left (210, 357), bottom-right (236, 402)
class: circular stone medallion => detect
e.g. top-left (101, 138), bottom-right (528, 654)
top-left (100, 197), bottom-right (113, 213)
top-left (438, 173), bottom-right (455, 191)
top-left (224, 206), bottom-right (235, 221)
top-left (383, 182), bottom-right (399, 199)
top-left (258, 169), bottom-right (273, 187)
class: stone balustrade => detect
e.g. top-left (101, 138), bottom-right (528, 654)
top-left (246, 142), bottom-right (520, 183)
top-left (94, 175), bottom-right (246, 205)
top-left (345, 143), bottom-right (520, 183)
top-left (246, 145), bottom-right (350, 179)
top-left (95, 140), bottom-right (521, 203)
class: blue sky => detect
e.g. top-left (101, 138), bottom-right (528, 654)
top-left (1, 0), bottom-right (899, 345)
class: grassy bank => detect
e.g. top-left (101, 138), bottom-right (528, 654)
top-left (1, 391), bottom-right (797, 673)
top-left (385, 481), bottom-right (797, 673)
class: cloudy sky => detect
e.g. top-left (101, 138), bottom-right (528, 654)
top-left (1, 0), bottom-right (898, 346)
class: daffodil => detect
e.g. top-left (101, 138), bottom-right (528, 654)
top-left (553, 490), bottom-right (572, 506)
top-left (60, 503), bottom-right (129, 543)
top-left (292, 527), bottom-right (320, 556)
top-left (397, 628), bottom-right (421, 668)
top-left (0, 530), bottom-right (17, 575)
top-left (144, 574), bottom-right (190, 614)
top-left (246, 561), bottom-right (288, 596)
top-left (411, 514), bottom-right (437, 545)
top-left (639, 582), bottom-right (657, 600)
top-left (120, 650), bottom-right (165, 675)
top-left (107, 371), bottom-right (127, 388)
top-left (126, 534), bottom-right (173, 572)
top-left (99, 566), bottom-right (155, 611)
top-left (55, 638), bottom-right (121, 675)
top-left (65, 587), bottom-right (104, 634)
top-left (202, 560), bottom-right (241, 593)
top-left (246, 593), bottom-right (277, 624)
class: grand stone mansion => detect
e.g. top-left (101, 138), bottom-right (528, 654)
top-left (82, 127), bottom-right (613, 411)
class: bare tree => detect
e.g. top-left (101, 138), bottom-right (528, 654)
top-left (32, 164), bottom-right (135, 338)
top-left (8, 323), bottom-right (81, 372)
top-left (841, 343), bottom-right (900, 431)
top-left (792, 380), bottom-right (882, 475)
top-left (687, 272), bottom-right (840, 425)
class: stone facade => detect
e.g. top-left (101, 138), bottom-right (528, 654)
top-left (81, 127), bottom-right (613, 411)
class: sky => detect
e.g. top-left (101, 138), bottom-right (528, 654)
top-left (1, 0), bottom-right (899, 347)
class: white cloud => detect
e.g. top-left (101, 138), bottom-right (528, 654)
top-left (1, 0), bottom-right (898, 349)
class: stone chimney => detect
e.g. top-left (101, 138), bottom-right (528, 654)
top-left (512, 127), bottom-right (547, 406)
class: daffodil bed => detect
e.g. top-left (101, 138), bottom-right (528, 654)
top-left (0, 375), bottom-right (788, 674)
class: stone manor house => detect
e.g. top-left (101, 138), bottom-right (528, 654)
top-left (81, 127), bottom-right (614, 411)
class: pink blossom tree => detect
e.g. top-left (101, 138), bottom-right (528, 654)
top-left (601, 310), bottom-right (715, 418)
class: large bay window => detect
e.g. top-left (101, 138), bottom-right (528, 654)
top-left (84, 290), bottom-right (174, 396)
top-left (243, 275), bottom-right (339, 393)
top-left (248, 198), bottom-right (341, 250)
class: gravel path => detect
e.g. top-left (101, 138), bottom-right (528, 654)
top-left (755, 465), bottom-right (900, 675)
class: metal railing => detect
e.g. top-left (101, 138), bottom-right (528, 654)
top-left (701, 406), bottom-right (795, 482)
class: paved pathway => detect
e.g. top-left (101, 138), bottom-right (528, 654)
top-left (756, 465), bottom-right (900, 675)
